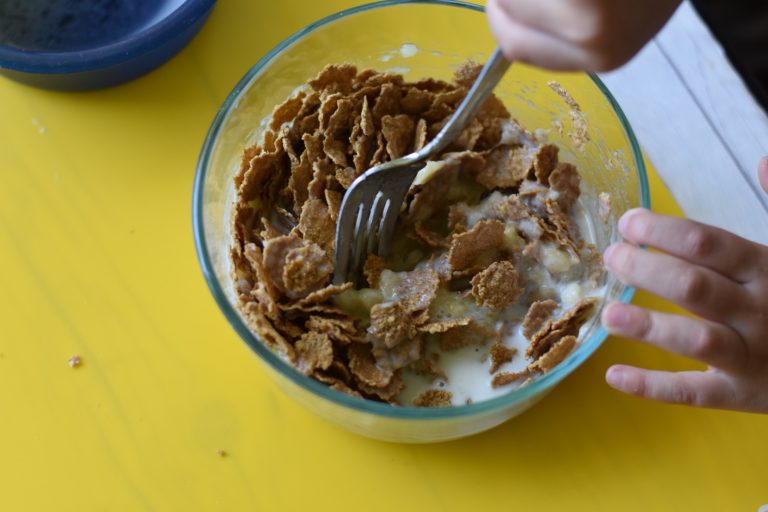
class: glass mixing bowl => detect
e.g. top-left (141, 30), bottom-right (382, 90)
top-left (193, 0), bottom-right (650, 443)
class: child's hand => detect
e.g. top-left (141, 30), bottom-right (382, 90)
top-left (601, 157), bottom-right (768, 413)
top-left (486, 0), bottom-right (681, 70)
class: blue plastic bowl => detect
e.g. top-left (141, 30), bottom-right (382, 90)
top-left (0, 0), bottom-right (216, 90)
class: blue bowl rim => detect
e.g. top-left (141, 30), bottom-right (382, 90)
top-left (0, 0), bottom-right (216, 73)
top-left (193, 0), bottom-right (651, 421)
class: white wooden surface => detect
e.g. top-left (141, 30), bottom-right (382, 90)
top-left (599, 1), bottom-right (768, 245)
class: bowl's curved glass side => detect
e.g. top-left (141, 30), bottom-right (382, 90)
top-left (491, 66), bottom-right (650, 400)
top-left (264, 359), bottom-right (553, 442)
top-left (193, 0), bottom-right (650, 439)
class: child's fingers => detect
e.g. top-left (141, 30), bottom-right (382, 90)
top-left (490, 0), bottom-right (588, 42)
top-left (486, 0), bottom-right (592, 69)
top-left (617, 208), bottom-right (760, 284)
top-left (603, 242), bottom-right (749, 324)
top-left (605, 366), bottom-right (735, 408)
top-left (602, 303), bottom-right (748, 373)
top-left (759, 156), bottom-right (768, 194)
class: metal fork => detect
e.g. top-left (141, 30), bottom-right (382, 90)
top-left (333, 48), bottom-right (511, 285)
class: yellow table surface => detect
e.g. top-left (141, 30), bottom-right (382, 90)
top-left (1, 1), bottom-right (766, 511)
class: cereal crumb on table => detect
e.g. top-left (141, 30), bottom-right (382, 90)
top-left (68, 355), bottom-right (81, 368)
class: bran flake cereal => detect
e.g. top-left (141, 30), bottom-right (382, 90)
top-left (230, 63), bottom-right (609, 406)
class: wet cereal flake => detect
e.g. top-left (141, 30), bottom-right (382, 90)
top-left (583, 243), bottom-right (605, 285)
top-left (453, 117), bottom-right (484, 151)
top-left (306, 315), bottom-right (361, 345)
top-left (543, 198), bottom-right (580, 254)
top-left (413, 222), bottom-right (450, 248)
top-left (409, 352), bottom-right (447, 381)
top-left (329, 380), bottom-right (364, 398)
top-left (348, 343), bottom-right (393, 388)
top-left (470, 260), bottom-right (523, 309)
top-left (491, 194), bottom-right (532, 223)
top-left (447, 202), bottom-right (469, 232)
top-left (526, 298), bottom-right (597, 359)
top-left (282, 242), bottom-right (333, 298)
top-left (243, 243), bottom-right (281, 319)
top-left (533, 143), bottom-right (559, 184)
top-left (372, 334), bottom-right (422, 372)
top-left (529, 335), bottom-right (576, 373)
top-left (262, 234), bottom-right (305, 293)
top-left (413, 389), bottom-right (453, 407)
top-left (522, 300), bottom-right (558, 339)
top-left (549, 162), bottom-right (581, 212)
top-left (363, 253), bottom-right (386, 288)
top-left (418, 316), bottom-right (472, 334)
top-left (491, 370), bottom-right (530, 388)
top-left (439, 320), bottom-right (493, 351)
top-left (489, 343), bottom-right (516, 374)
top-left (243, 303), bottom-right (296, 363)
top-left (474, 145), bottom-right (531, 190)
top-left (368, 301), bottom-right (417, 349)
top-left (296, 331), bottom-right (334, 373)
top-left (357, 369), bottom-right (404, 402)
top-left (292, 282), bottom-right (354, 309)
top-left (448, 219), bottom-right (505, 272)
top-left (405, 162), bottom-right (459, 224)
top-left (387, 267), bottom-right (440, 313)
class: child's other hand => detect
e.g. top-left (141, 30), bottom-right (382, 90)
top-left (486, 0), bottom-right (681, 71)
top-left (601, 157), bottom-right (768, 413)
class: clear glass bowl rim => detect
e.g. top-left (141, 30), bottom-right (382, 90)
top-left (192, 0), bottom-right (650, 420)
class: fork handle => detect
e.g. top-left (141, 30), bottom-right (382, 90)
top-left (423, 48), bottom-right (510, 157)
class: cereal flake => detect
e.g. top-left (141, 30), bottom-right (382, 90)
top-left (470, 260), bottom-right (523, 309)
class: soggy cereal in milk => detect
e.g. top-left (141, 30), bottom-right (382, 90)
top-left (230, 62), bottom-right (607, 406)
